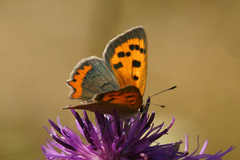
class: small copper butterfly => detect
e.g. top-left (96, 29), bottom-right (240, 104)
top-left (63, 26), bottom-right (149, 119)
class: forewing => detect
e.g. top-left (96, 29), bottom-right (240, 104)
top-left (104, 26), bottom-right (147, 96)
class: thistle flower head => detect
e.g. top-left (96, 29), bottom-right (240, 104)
top-left (41, 110), bottom-right (234, 160)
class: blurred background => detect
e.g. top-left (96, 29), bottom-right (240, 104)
top-left (0, 1), bottom-right (239, 159)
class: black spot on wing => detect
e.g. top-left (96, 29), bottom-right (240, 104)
top-left (126, 52), bottom-right (131, 57)
top-left (113, 62), bottom-right (123, 69)
top-left (135, 45), bottom-right (140, 50)
top-left (106, 98), bottom-right (115, 102)
top-left (129, 44), bottom-right (134, 50)
top-left (125, 95), bottom-right (134, 98)
top-left (133, 76), bottom-right (139, 80)
top-left (100, 82), bottom-right (111, 88)
top-left (118, 52), bottom-right (125, 58)
top-left (128, 100), bottom-right (134, 103)
top-left (132, 60), bottom-right (141, 67)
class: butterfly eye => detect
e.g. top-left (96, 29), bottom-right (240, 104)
top-left (139, 106), bottom-right (144, 113)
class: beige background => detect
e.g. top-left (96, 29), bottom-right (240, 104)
top-left (0, 1), bottom-right (239, 159)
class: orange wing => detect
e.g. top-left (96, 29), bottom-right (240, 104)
top-left (104, 26), bottom-right (147, 96)
top-left (94, 86), bottom-right (142, 111)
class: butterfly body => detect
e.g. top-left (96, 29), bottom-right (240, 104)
top-left (64, 26), bottom-right (148, 119)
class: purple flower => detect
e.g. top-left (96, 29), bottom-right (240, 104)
top-left (41, 110), bottom-right (234, 160)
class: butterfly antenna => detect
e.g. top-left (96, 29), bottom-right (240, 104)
top-left (150, 85), bottom-right (177, 98)
top-left (150, 103), bottom-right (165, 108)
top-left (143, 86), bottom-right (177, 105)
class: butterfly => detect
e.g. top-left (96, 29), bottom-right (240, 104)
top-left (63, 26), bottom-right (150, 119)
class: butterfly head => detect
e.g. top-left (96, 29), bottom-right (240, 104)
top-left (138, 96), bottom-right (150, 114)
